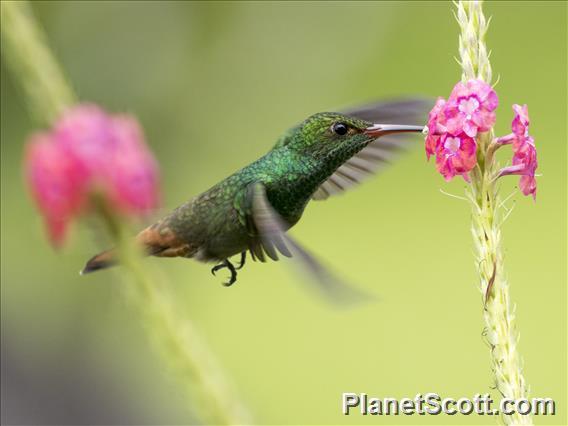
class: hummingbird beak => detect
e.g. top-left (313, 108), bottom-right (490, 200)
top-left (364, 124), bottom-right (426, 138)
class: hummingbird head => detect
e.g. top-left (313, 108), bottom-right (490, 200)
top-left (284, 112), bottom-right (424, 158)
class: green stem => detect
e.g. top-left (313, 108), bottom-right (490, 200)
top-left (457, 2), bottom-right (531, 425)
top-left (99, 202), bottom-right (250, 424)
top-left (2, 2), bottom-right (250, 423)
top-left (1, 1), bottom-right (75, 125)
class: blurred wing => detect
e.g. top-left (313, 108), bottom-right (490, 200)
top-left (247, 182), bottom-right (368, 304)
top-left (312, 98), bottom-right (432, 201)
top-left (341, 97), bottom-right (432, 124)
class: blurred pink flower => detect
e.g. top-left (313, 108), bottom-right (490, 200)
top-left (108, 116), bottom-right (160, 214)
top-left (24, 104), bottom-right (160, 246)
top-left (25, 133), bottom-right (87, 246)
top-left (425, 97), bottom-right (447, 160)
top-left (435, 132), bottom-right (478, 181)
top-left (445, 79), bottom-right (498, 137)
top-left (55, 104), bottom-right (118, 178)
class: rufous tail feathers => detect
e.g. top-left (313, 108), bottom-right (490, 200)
top-left (81, 225), bottom-right (190, 274)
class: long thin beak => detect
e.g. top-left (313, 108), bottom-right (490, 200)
top-left (364, 124), bottom-right (426, 138)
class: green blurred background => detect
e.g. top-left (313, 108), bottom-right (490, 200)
top-left (1, 1), bottom-right (566, 425)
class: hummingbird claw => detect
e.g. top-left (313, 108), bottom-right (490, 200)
top-left (211, 259), bottom-right (238, 286)
top-left (211, 264), bottom-right (221, 276)
top-left (235, 252), bottom-right (246, 270)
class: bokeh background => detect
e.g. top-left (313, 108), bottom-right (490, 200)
top-left (1, 1), bottom-right (566, 425)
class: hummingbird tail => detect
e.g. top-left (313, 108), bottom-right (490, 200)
top-left (81, 224), bottom-right (193, 275)
top-left (81, 249), bottom-right (117, 274)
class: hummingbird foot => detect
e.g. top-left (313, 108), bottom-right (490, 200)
top-left (235, 252), bottom-right (246, 270)
top-left (211, 259), bottom-right (238, 286)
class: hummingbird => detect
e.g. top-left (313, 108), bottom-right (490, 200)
top-left (82, 99), bottom-right (427, 298)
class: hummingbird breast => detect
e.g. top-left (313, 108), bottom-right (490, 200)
top-left (160, 179), bottom-right (252, 262)
top-left (158, 147), bottom-right (334, 263)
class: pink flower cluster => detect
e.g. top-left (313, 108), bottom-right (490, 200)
top-left (425, 80), bottom-right (537, 198)
top-left (425, 79), bottom-right (498, 181)
top-left (25, 104), bottom-right (160, 246)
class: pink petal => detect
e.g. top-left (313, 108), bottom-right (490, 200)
top-left (462, 120), bottom-right (478, 138)
top-left (498, 128), bottom-right (538, 199)
top-left (519, 175), bottom-right (537, 200)
top-left (457, 135), bottom-right (476, 161)
top-left (53, 105), bottom-right (161, 217)
top-left (444, 114), bottom-right (465, 136)
top-left (511, 104), bottom-right (530, 137)
top-left (425, 134), bottom-right (440, 160)
top-left (44, 217), bottom-right (68, 248)
top-left (54, 104), bottom-right (117, 179)
top-left (106, 116), bottom-right (160, 215)
top-left (512, 138), bottom-right (538, 174)
top-left (25, 133), bottom-right (86, 246)
top-left (443, 80), bottom-right (498, 137)
top-left (448, 81), bottom-right (468, 101)
top-left (434, 133), bottom-right (478, 181)
top-left (495, 133), bottom-right (516, 145)
top-left (483, 88), bottom-right (499, 111)
top-left (435, 156), bottom-right (456, 181)
top-left (498, 164), bottom-right (526, 177)
top-left (426, 98), bottom-right (448, 135)
top-left (429, 97), bottom-right (447, 124)
top-left (464, 80), bottom-right (498, 109)
top-left (471, 109), bottom-right (496, 132)
top-left (466, 79), bottom-right (484, 94)
top-left (425, 97), bottom-right (448, 160)
top-left (513, 104), bottom-right (529, 122)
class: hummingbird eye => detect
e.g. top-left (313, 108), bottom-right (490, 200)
top-left (332, 122), bottom-right (349, 136)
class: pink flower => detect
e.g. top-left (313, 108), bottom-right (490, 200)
top-left (511, 103), bottom-right (529, 141)
top-left (424, 82), bottom-right (538, 199)
top-left (107, 116), bottom-right (160, 214)
top-left (425, 97), bottom-right (447, 159)
top-left (423, 91), bottom-right (480, 180)
top-left (518, 175), bottom-right (537, 200)
top-left (498, 105), bottom-right (538, 200)
top-left (495, 104), bottom-right (532, 148)
top-left (499, 138), bottom-right (537, 199)
top-left (435, 132), bottom-right (478, 181)
top-left (444, 79), bottom-right (498, 137)
top-left (24, 104), bottom-right (160, 246)
top-left (25, 134), bottom-right (87, 246)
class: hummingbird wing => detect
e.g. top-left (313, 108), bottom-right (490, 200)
top-left (341, 97), bottom-right (432, 123)
top-left (247, 182), bottom-right (368, 304)
top-left (312, 98), bottom-right (431, 201)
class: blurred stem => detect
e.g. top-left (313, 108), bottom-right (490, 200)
top-left (457, 2), bottom-right (531, 425)
top-left (1, 1), bottom-right (75, 125)
top-left (96, 199), bottom-right (251, 425)
top-left (3, 2), bottom-right (250, 424)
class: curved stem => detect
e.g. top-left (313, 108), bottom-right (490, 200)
top-left (2, 2), bottom-right (250, 423)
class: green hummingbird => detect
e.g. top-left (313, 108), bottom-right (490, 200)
top-left (83, 99), bottom-right (427, 298)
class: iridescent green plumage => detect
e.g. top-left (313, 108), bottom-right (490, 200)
top-left (160, 113), bottom-right (372, 260)
top-left (83, 100), bottom-right (428, 296)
